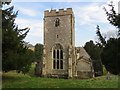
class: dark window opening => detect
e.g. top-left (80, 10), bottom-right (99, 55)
top-left (60, 60), bottom-right (63, 69)
top-left (57, 35), bottom-right (59, 38)
top-left (55, 23), bottom-right (57, 27)
top-left (57, 60), bottom-right (59, 69)
top-left (53, 60), bottom-right (56, 69)
top-left (57, 50), bottom-right (59, 59)
top-left (53, 50), bottom-right (55, 59)
top-left (55, 18), bottom-right (60, 27)
top-left (60, 50), bottom-right (63, 59)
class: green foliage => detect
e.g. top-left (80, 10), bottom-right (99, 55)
top-left (95, 2), bottom-right (120, 75)
top-left (96, 25), bottom-right (106, 46)
top-left (34, 43), bottom-right (43, 62)
top-left (104, 2), bottom-right (120, 36)
top-left (16, 49), bottom-right (34, 74)
top-left (103, 65), bottom-right (108, 75)
top-left (2, 71), bottom-right (118, 88)
top-left (27, 63), bottom-right (36, 77)
top-left (101, 38), bottom-right (120, 75)
top-left (2, 6), bottom-right (33, 74)
top-left (84, 40), bottom-right (103, 76)
top-left (96, 27), bottom-right (120, 75)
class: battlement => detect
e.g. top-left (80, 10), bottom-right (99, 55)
top-left (44, 8), bottom-right (74, 17)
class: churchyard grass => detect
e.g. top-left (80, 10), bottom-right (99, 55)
top-left (2, 70), bottom-right (119, 88)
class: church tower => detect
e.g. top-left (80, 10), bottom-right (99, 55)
top-left (42, 8), bottom-right (75, 78)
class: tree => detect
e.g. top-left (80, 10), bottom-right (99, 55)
top-left (17, 49), bottom-right (34, 74)
top-left (101, 38), bottom-right (119, 75)
top-left (34, 43), bottom-right (43, 62)
top-left (96, 25), bottom-right (120, 75)
top-left (34, 43), bottom-right (43, 76)
top-left (96, 2), bottom-right (120, 75)
top-left (2, 6), bottom-right (33, 74)
top-left (96, 25), bottom-right (106, 46)
top-left (104, 2), bottom-right (120, 36)
top-left (84, 40), bottom-right (103, 76)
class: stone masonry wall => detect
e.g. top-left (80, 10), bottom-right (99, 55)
top-left (42, 8), bottom-right (75, 77)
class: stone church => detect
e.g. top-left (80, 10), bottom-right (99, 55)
top-left (36, 8), bottom-right (94, 79)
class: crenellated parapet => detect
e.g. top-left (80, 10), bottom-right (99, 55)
top-left (44, 8), bottom-right (74, 17)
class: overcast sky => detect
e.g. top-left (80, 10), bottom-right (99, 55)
top-left (3, 0), bottom-right (119, 46)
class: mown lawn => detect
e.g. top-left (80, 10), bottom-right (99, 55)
top-left (2, 71), bottom-right (119, 88)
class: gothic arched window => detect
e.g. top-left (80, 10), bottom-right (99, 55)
top-left (53, 44), bottom-right (63, 69)
top-left (55, 18), bottom-right (60, 27)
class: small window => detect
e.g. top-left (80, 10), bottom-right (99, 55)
top-left (55, 18), bottom-right (60, 27)
top-left (57, 35), bottom-right (59, 38)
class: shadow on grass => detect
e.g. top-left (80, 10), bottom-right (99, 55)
top-left (2, 74), bottom-right (20, 81)
top-left (2, 71), bottom-right (32, 82)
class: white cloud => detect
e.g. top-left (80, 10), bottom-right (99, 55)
top-left (102, 30), bottom-right (118, 39)
top-left (74, 3), bottom-right (109, 27)
top-left (20, 8), bottom-right (38, 16)
top-left (74, 1), bottom-right (119, 29)
top-left (102, 0), bottom-right (118, 13)
top-left (28, 22), bottom-right (43, 38)
top-left (15, 18), bottom-right (43, 44)
top-left (14, 6), bottom-right (38, 17)
top-left (74, 0), bottom-right (119, 26)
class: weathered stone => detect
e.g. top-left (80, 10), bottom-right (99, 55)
top-left (38, 8), bottom-right (94, 79)
top-left (35, 61), bottom-right (42, 76)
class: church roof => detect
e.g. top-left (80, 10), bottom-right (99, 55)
top-left (75, 47), bottom-right (91, 62)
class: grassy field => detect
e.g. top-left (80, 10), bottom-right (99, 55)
top-left (2, 71), bottom-right (119, 88)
